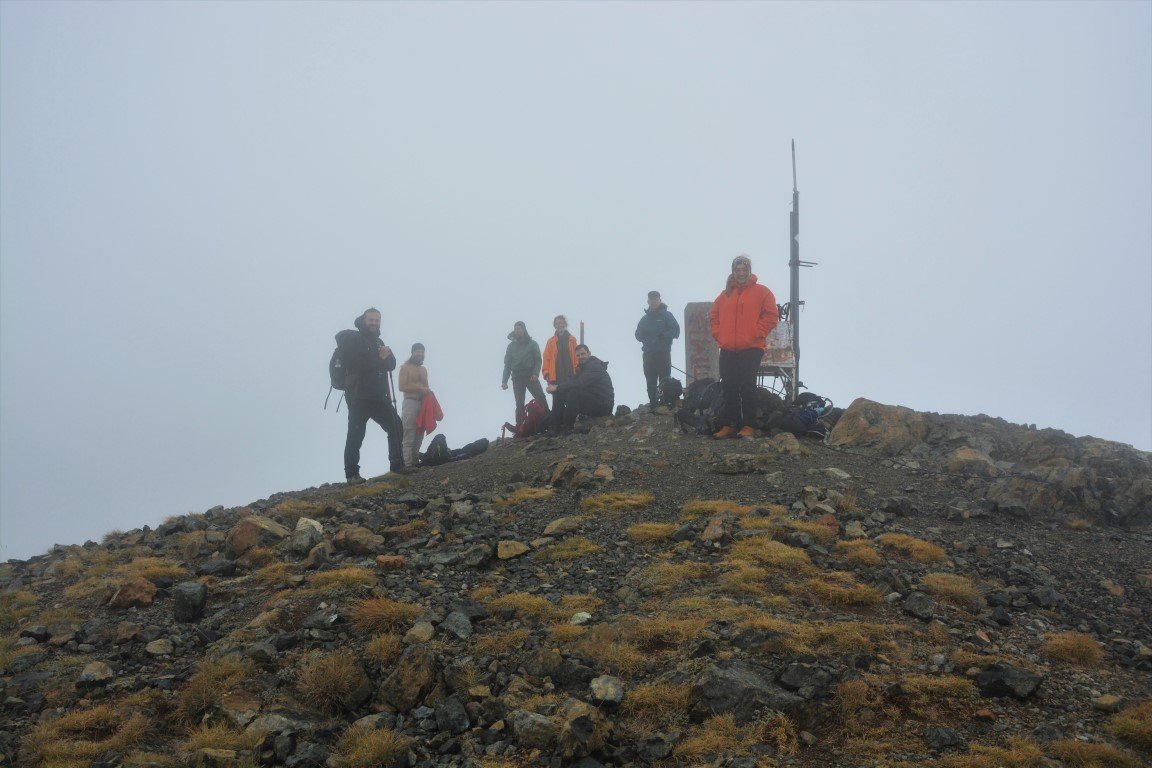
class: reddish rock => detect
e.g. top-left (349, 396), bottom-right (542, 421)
top-left (332, 524), bottom-right (385, 555)
top-left (224, 516), bottom-right (289, 558)
top-left (375, 555), bottom-right (406, 570)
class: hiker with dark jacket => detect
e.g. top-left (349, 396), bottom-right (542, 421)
top-left (338, 308), bottom-right (405, 483)
top-left (709, 254), bottom-right (778, 439)
top-left (501, 321), bottom-right (547, 426)
top-left (547, 344), bottom-right (614, 431)
top-left (634, 290), bottom-right (681, 409)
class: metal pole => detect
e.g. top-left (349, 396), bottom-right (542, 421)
top-left (789, 140), bottom-right (800, 403)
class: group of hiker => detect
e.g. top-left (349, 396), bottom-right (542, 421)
top-left (337, 254), bottom-right (777, 484)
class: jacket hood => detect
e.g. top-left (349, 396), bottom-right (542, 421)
top-left (645, 302), bottom-right (669, 313)
top-left (725, 273), bottom-right (760, 294)
top-left (507, 331), bottom-right (534, 342)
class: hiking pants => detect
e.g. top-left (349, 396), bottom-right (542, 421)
top-left (719, 348), bottom-right (763, 429)
top-left (554, 389), bottom-right (612, 429)
top-left (344, 397), bottom-right (404, 476)
top-left (400, 397), bottom-right (425, 467)
top-left (642, 350), bottom-right (672, 405)
top-left (512, 375), bottom-right (547, 425)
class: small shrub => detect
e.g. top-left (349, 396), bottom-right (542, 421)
top-left (273, 499), bottom-right (326, 527)
top-left (920, 572), bottom-right (982, 607)
top-left (1064, 515), bottom-right (1094, 530)
top-left (581, 491), bottom-right (654, 513)
top-left (536, 537), bottom-right (602, 562)
top-left (297, 651), bottom-right (369, 714)
top-left (242, 546), bottom-right (279, 567)
top-left (472, 629), bottom-right (529, 657)
top-left (365, 633), bottom-right (403, 665)
top-left (935, 737), bottom-right (1045, 767)
top-left (728, 537), bottom-right (813, 570)
top-left (117, 556), bottom-right (188, 582)
top-left (558, 593), bottom-right (603, 615)
top-left (548, 623), bottom-right (587, 643)
top-left (569, 624), bottom-right (647, 676)
top-left (308, 567), bottom-right (377, 593)
top-left (180, 723), bottom-right (262, 754)
top-left (834, 539), bottom-right (883, 566)
top-left (627, 522), bottom-right (677, 543)
top-left (676, 712), bottom-right (797, 762)
top-left (1106, 699), bottom-right (1152, 753)
top-left (877, 533), bottom-right (947, 563)
top-left (350, 596), bottom-right (422, 633)
top-left (22, 704), bottom-right (151, 766)
top-left (834, 488), bottom-right (860, 513)
top-left (625, 615), bottom-right (708, 651)
top-left (253, 562), bottom-right (297, 587)
top-left (1041, 631), bottom-right (1105, 666)
top-left (331, 723), bottom-right (414, 768)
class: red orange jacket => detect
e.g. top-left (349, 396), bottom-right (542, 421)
top-left (542, 334), bottom-right (578, 383)
top-left (709, 275), bottom-right (778, 351)
top-left (416, 391), bottom-right (444, 434)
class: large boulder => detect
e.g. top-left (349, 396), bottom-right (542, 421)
top-left (689, 661), bottom-right (805, 724)
top-left (827, 398), bottom-right (930, 456)
top-left (224, 516), bottom-right (290, 558)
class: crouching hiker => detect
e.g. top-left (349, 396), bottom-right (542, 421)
top-left (338, 308), bottom-right (405, 483)
top-left (501, 321), bottom-right (547, 426)
top-left (398, 343), bottom-right (429, 467)
top-left (546, 344), bottom-right (614, 433)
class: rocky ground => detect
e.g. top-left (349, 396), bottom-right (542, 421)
top-left (1, 398), bottom-right (1150, 768)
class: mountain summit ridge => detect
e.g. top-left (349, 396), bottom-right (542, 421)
top-left (3, 397), bottom-right (1150, 767)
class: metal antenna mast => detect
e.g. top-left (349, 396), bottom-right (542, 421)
top-left (788, 140), bottom-right (816, 402)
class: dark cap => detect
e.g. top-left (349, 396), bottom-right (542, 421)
top-left (411, 343), bottom-right (425, 352)
top-left (647, 291), bottom-right (661, 300)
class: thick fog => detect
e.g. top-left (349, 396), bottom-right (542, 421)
top-left (2, 2), bottom-right (1149, 560)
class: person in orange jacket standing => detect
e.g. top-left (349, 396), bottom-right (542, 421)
top-left (709, 254), bottom-right (778, 438)
top-left (541, 315), bottom-right (578, 410)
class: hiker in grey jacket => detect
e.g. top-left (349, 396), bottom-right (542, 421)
top-left (635, 291), bottom-right (680, 407)
top-left (501, 321), bottom-right (547, 426)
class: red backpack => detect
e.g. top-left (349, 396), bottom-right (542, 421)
top-left (504, 398), bottom-right (550, 438)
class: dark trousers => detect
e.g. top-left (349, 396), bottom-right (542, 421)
top-left (719, 348), bottom-right (763, 429)
top-left (553, 389), bottom-right (612, 429)
top-left (344, 397), bottom-right (404, 476)
top-left (642, 350), bottom-right (672, 405)
top-left (512, 375), bottom-right (547, 425)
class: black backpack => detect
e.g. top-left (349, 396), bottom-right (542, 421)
top-left (676, 378), bottom-right (725, 435)
top-left (421, 434), bottom-right (451, 467)
top-left (768, 393), bottom-right (835, 438)
top-left (657, 376), bottom-right (684, 406)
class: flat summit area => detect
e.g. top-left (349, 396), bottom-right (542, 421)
top-left (3, 398), bottom-right (1150, 767)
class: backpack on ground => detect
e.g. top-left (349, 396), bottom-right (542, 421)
top-left (676, 378), bottom-right (725, 435)
top-left (657, 376), bottom-right (684, 406)
top-left (769, 393), bottom-right (835, 438)
top-left (420, 434), bottom-right (451, 467)
top-left (451, 438), bottom-right (490, 461)
top-left (503, 398), bottom-right (550, 439)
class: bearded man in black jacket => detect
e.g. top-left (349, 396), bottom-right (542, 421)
top-left (337, 308), bottom-right (405, 483)
top-left (546, 344), bottom-right (614, 432)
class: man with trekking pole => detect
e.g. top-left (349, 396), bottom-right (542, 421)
top-left (336, 307), bottom-right (407, 483)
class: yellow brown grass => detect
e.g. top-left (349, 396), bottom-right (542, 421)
top-left (496, 486), bottom-right (554, 506)
top-left (801, 572), bottom-right (884, 606)
top-left (486, 592), bottom-right (560, 623)
top-left (1040, 631), bottom-right (1105, 666)
top-left (635, 560), bottom-right (713, 594)
top-left (920, 572), bottom-right (982, 607)
top-left (473, 629), bottom-right (530, 657)
top-left (536, 536), bottom-right (602, 562)
top-left (1050, 739), bottom-right (1142, 767)
top-left (566, 623), bottom-right (647, 676)
top-left (877, 533), bottom-right (947, 563)
top-left (581, 491), bottom-right (654, 513)
top-left (253, 562), bottom-right (297, 587)
top-left (934, 738), bottom-right (1046, 767)
top-left (365, 633), bottom-right (403, 666)
top-left (180, 723), bottom-right (264, 754)
top-left (297, 650), bottom-right (369, 714)
top-left (307, 566), bottom-right (377, 593)
top-left (728, 537), bottom-right (813, 570)
top-left (0, 589), bottom-right (37, 631)
top-left (330, 480), bottom-right (397, 500)
top-left (331, 723), bottom-right (414, 768)
top-left (177, 656), bottom-right (252, 723)
top-left (773, 518), bottom-right (839, 546)
top-left (624, 614), bottom-right (709, 651)
top-left (350, 596), bottom-right (422, 633)
top-left (680, 499), bottom-right (753, 520)
top-left (834, 538), bottom-right (883, 566)
top-left (626, 522), bottom-right (677, 543)
top-left (22, 704), bottom-right (151, 768)
top-left (618, 682), bottom-right (692, 736)
top-left (1106, 699), bottom-right (1152, 753)
top-left (675, 712), bottom-right (798, 762)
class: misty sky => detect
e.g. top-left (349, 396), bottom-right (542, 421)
top-left (2, 1), bottom-right (1149, 561)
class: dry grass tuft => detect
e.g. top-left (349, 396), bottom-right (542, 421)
top-left (473, 629), bottom-right (530, 657)
top-left (497, 486), bottom-right (554, 506)
top-left (833, 538), bottom-right (883, 566)
top-left (625, 615), bottom-right (709, 651)
top-left (676, 712), bottom-right (798, 762)
top-left (548, 623), bottom-right (587, 643)
top-left (581, 491), bottom-right (654, 513)
top-left (365, 633), bottom-right (404, 665)
top-left (728, 537), bottom-right (813, 571)
top-left (1050, 739), bottom-right (1142, 767)
top-left (330, 480), bottom-right (397, 500)
top-left (180, 723), bottom-right (263, 754)
top-left (717, 564), bottom-right (771, 598)
top-left (297, 651), bottom-right (369, 714)
top-left (486, 592), bottom-right (559, 623)
top-left (680, 499), bottom-right (753, 520)
top-left (536, 536), bottom-right (602, 562)
top-left (802, 572), bottom-right (884, 606)
top-left (636, 560), bottom-right (713, 594)
top-left (834, 488), bottom-right (860, 513)
top-left (350, 596), bottom-right (422, 633)
top-left (1040, 632), bottom-right (1105, 666)
top-left (0, 589), bottom-right (37, 631)
top-left (273, 499), bottom-right (327, 526)
top-left (1106, 699), bottom-right (1152, 753)
top-left (558, 593), bottom-right (604, 615)
top-left (773, 518), bottom-right (839, 546)
top-left (877, 533), bottom-right (947, 563)
top-left (934, 737), bottom-right (1045, 767)
top-left (1064, 515), bottom-right (1094, 530)
top-left (566, 624), bottom-right (648, 676)
top-left (177, 656), bottom-right (252, 723)
top-left (22, 704), bottom-right (152, 767)
top-left (308, 566), bottom-right (377, 593)
top-left (920, 572), bottom-right (982, 607)
top-left (618, 682), bottom-right (692, 736)
top-left (253, 562), bottom-right (297, 587)
top-left (331, 723), bottom-right (414, 768)
top-left (626, 522), bottom-right (678, 543)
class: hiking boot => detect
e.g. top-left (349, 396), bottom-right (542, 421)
top-left (738, 426), bottom-right (756, 438)
top-left (713, 425), bottom-right (738, 439)
top-left (389, 464), bottom-right (416, 475)
top-left (346, 475), bottom-right (366, 485)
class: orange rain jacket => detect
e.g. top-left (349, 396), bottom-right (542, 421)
top-left (542, 333), bottom-right (578, 383)
top-left (709, 274), bottom-right (779, 351)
